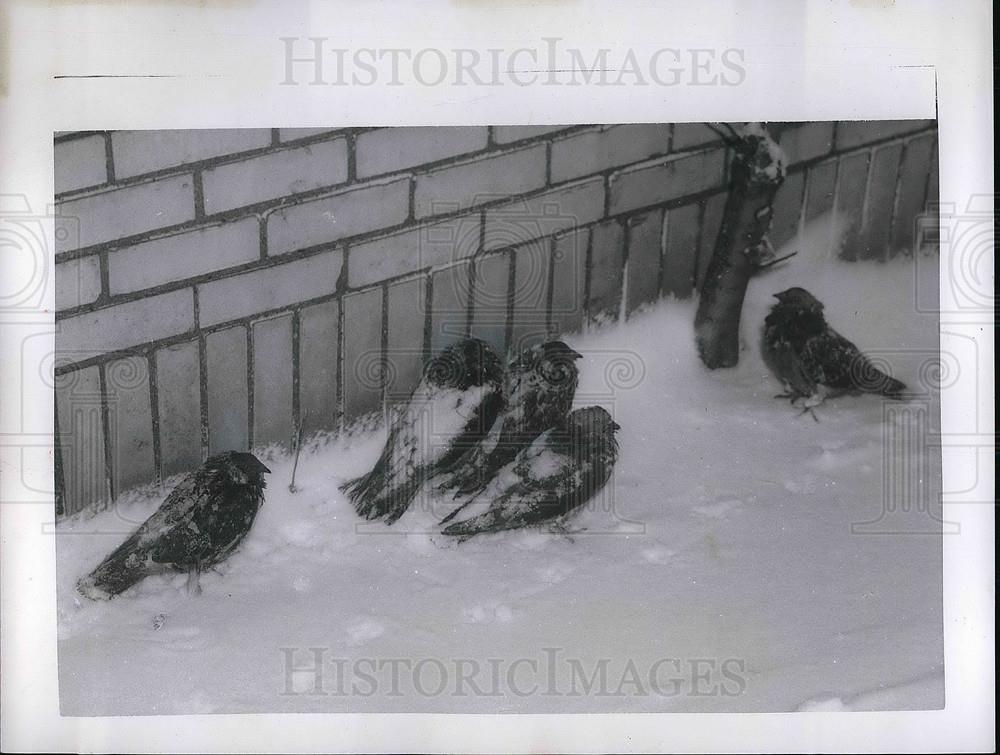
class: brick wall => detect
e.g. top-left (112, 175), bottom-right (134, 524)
top-left (53, 121), bottom-right (939, 516)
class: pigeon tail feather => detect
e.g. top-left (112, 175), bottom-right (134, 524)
top-left (78, 539), bottom-right (150, 598)
top-left (874, 373), bottom-right (907, 399)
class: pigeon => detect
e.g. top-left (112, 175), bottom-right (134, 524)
top-left (77, 451), bottom-right (270, 599)
top-left (340, 337), bottom-right (504, 524)
top-left (436, 340), bottom-right (582, 513)
top-left (441, 406), bottom-right (620, 542)
top-left (763, 287), bottom-right (907, 413)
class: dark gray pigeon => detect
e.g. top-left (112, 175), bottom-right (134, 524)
top-left (441, 406), bottom-right (620, 541)
top-left (763, 287), bottom-right (906, 413)
top-left (437, 339), bottom-right (582, 515)
top-left (340, 338), bottom-right (504, 524)
top-left (78, 451), bottom-right (270, 599)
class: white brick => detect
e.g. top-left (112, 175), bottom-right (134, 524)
top-left (672, 123), bottom-right (723, 151)
top-left (835, 120), bottom-right (934, 151)
top-left (252, 314), bottom-right (294, 447)
top-left (55, 175), bottom-right (195, 252)
top-left (111, 129), bottom-right (273, 178)
top-left (609, 149), bottom-right (726, 216)
top-left (348, 213), bottom-right (481, 288)
top-left (483, 178), bottom-right (605, 251)
top-left (551, 125), bottom-right (671, 182)
top-left (202, 139), bottom-right (349, 214)
top-left (299, 300), bottom-right (339, 436)
top-left (197, 248), bottom-right (343, 327)
top-left (206, 326), bottom-right (248, 454)
top-left (414, 145), bottom-right (547, 218)
top-left (779, 122), bottom-right (834, 164)
top-left (55, 135), bottom-right (107, 194)
top-left (55, 365), bottom-right (108, 512)
top-left (155, 340), bottom-right (203, 476)
top-left (342, 288), bottom-right (384, 419)
top-left (279, 128), bottom-right (338, 142)
top-left (108, 218), bottom-right (260, 295)
top-left (56, 289), bottom-right (195, 363)
top-left (493, 125), bottom-right (569, 144)
top-left (266, 178), bottom-right (409, 255)
top-left (55, 255), bottom-right (102, 311)
top-left (105, 355), bottom-right (155, 492)
top-left (356, 127), bottom-right (488, 178)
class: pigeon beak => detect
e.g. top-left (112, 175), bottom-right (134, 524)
top-left (569, 349), bottom-right (584, 360)
top-left (244, 454), bottom-right (272, 474)
top-left (611, 421), bottom-right (622, 431)
top-left (772, 292), bottom-right (783, 300)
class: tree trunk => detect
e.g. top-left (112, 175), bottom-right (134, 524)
top-left (695, 124), bottom-right (786, 369)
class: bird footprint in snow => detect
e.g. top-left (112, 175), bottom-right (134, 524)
top-left (641, 547), bottom-right (677, 564)
top-left (536, 561), bottom-right (575, 585)
top-left (461, 603), bottom-right (514, 624)
top-left (692, 499), bottom-right (741, 519)
top-left (345, 616), bottom-right (386, 646)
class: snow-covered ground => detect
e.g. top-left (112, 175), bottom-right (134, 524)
top-left (56, 213), bottom-right (943, 714)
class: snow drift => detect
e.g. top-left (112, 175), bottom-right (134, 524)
top-left (56, 211), bottom-right (944, 714)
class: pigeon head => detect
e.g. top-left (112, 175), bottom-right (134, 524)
top-left (210, 451), bottom-right (271, 487)
top-left (426, 338), bottom-right (503, 389)
top-left (536, 340), bottom-right (583, 387)
top-left (773, 287), bottom-right (824, 312)
top-left (565, 406), bottom-right (620, 450)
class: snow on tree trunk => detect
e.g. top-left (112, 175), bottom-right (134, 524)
top-left (695, 123), bottom-right (787, 369)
